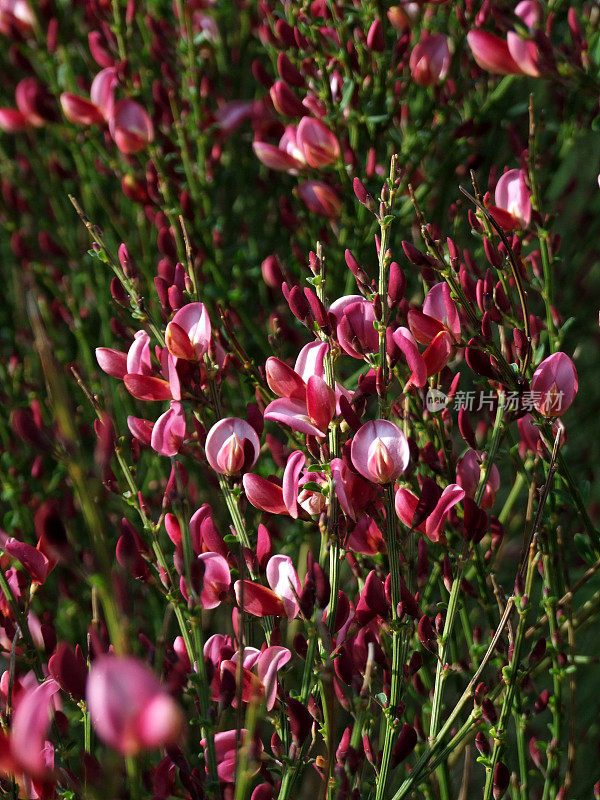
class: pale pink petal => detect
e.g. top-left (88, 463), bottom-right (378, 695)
top-left (351, 420), bottom-right (410, 484)
top-left (205, 417), bottom-right (260, 475)
top-left (266, 555), bottom-right (301, 620)
top-left (11, 679), bottom-right (59, 776)
top-left (264, 398), bottom-right (327, 437)
top-left (282, 451), bottom-right (305, 519)
top-left (197, 552), bottom-right (231, 609)
top-left (257, 646), bottom-right (291, 710)
top-left (151, 401), bottom-right (186, 457)
top-left (294, 341), bottom-right (328, 382)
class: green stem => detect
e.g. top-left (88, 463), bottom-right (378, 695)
top-left (375, 484), bottom-right (404, 800)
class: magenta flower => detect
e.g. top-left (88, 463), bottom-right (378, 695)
top-left (395, 484), bottom-right (465, 543)
top-left (108, 98), bottom-right (154, 154)
top-left (467, 30), bottom-right (525, 75)
top-left (506, 32), bottom-right (542, 77)
top-left (200, 729), bottom-right (263, 782)
top-left (10, 679), bottom-right (59, 778)
top-left (60, 92), bottom-right (105, 125)
top-left (408, 282), bottom-right (461, 345)
top-left (264, 374), bottom-right (335, 437)
top-left (90, 67), bottom-right (118, 118)
top-left (297, 181), bottom-right (342, 218)
top-left (296, 117), bottom-right (340, 168)
top-left (530, 352), bottom-right (578, 417)
top-left (517, 413), bottom-right (542, 456)
top-left (61, 67), bottom-right (117, 126)
top-left (0, 0), bottom-right (35, 36)
top-left (346, 514), bottom-right (386, 555)
top-left (351, 420), bottom-right (410, 484)
top-left (151, 401), bottom-right (186, 457)
top-left (264, 349), bottom-right (335, 437)
top-left (165, 302), bottom-right (211, 362)
top-left (270, 80), bottom-right (308, 118)
top-left (409, 34), bottom-right (451, 86)
top-left (253, 140), bottom-right (305, 173)
top-left (335, 297), bottom-right (379, 359)
top-left (456, 449), bottom-right (500, 508)
top-left (491, 168), bottom-right (532, 229)
top-left (392, 326), bottom-right (453, 389)
top-left (5, 538), bottom-right (53, 585)
top-left (205, 417), bottom-right (260, 476)
top-left (221, 645), bottom-right (291, 710)
top-left (97, 330), bottom-right (180, 402)
top-left (253, 124), bottom-right (306, 173)
top-left (235, 554), bottom-right (301, 619)
top-left (515, 1), bottom-right (542, 29)
top-left (189, 552), bottom-right (231, 609)
top-left (0, 108), bottom-right (30, 132)
top-left (243, 450), bottom-right (326, 518)
top-left (331, 457), bottom-right (375, 522)
top-left (86, 656), bottom-right (183, 756)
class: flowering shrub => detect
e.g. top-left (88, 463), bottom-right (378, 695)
top-left (1, 2), bottom-right (600, 800)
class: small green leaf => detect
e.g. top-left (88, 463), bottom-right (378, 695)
top-left (302, 481), bottom-right (323, 493)
top-left (340, 80), bottom-right (355, 113)
top-left (574, 533), bottom-right (597, 566)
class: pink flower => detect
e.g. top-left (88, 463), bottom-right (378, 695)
top-left (243, 451), bottom-right (326, 518)
top-left (0, 0), bottom-right (35, 36)
top-left (4, 539), bottom-right (53, 585)
top-left (60, 93), bottom-right (105, 125)
top-left (392, 326), bottom-right (453, 389)
top-left (15, 78), bottom-right (56, 127)
top-left (200, 729), bottom-right (263, 782)
top-left (253, 140), bottom-right (306, 173)
top-left (270, 80), bottom-right (308, 118)
top-left (108, 98), bottom-right (154, 154)
top-left (530, 352), bottom-right (578, 417)
top-left (491, 168), bottom-right (532, 229)
top-left (60, 67), bottom-right (117, 126)
top-left (151, 401), bottom-right (186, 457)
top-left (235, 554), bottom-right (301, 619)
top-left (467, 30), bottom-right (524, 75)
top-left (87, 656), bottom-right (183, 755)
top-left (264, 347), bottom-right (336, 437)
top-left (11, 679), bottom-right (59, 778)
top-left (100, 331), bottom-right (179, 402)
top-left (346, 514), bottom-right (385, 555)
top-left (409, 34), bottom-right (451, 86)
top-left (296, 117), bottom-right (340, 168)
top-left (165, 302), bottom-right (211, 361)
top-left (506, 32), bottom-right (542, 77)
top-left (220, 646), bottom-right (291, 710)
top-left (90, 67), bottom-right (118, 119)
top-left (456, 449), bottom-right (500, 508)
top-left (253, 125), bottom-right (308, 173)
top-left (351, 420), bottom-right (410, 484)
top-left (331, 457), bottom-right (375, 522)
top-left (264, 374), bottom-right (335, 437)
top-left (395, 484), bottom-right (465, 543)
top-left (191, 552), bottom-right (231, 609)
top-left (515, 1), bottom-right (542, 29)
top-left (408, 283), bottom-right (461, 344)
top-left (517, 413), bottom-right (541, 455)
top-left (336, 298), bottom-right (379, 359)
top-left (297, 181), bottom-right (342, 218)
top-left (205, 417), bottom-right (260, 475)
top-left (0, 108), bottom-right (30, 132)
